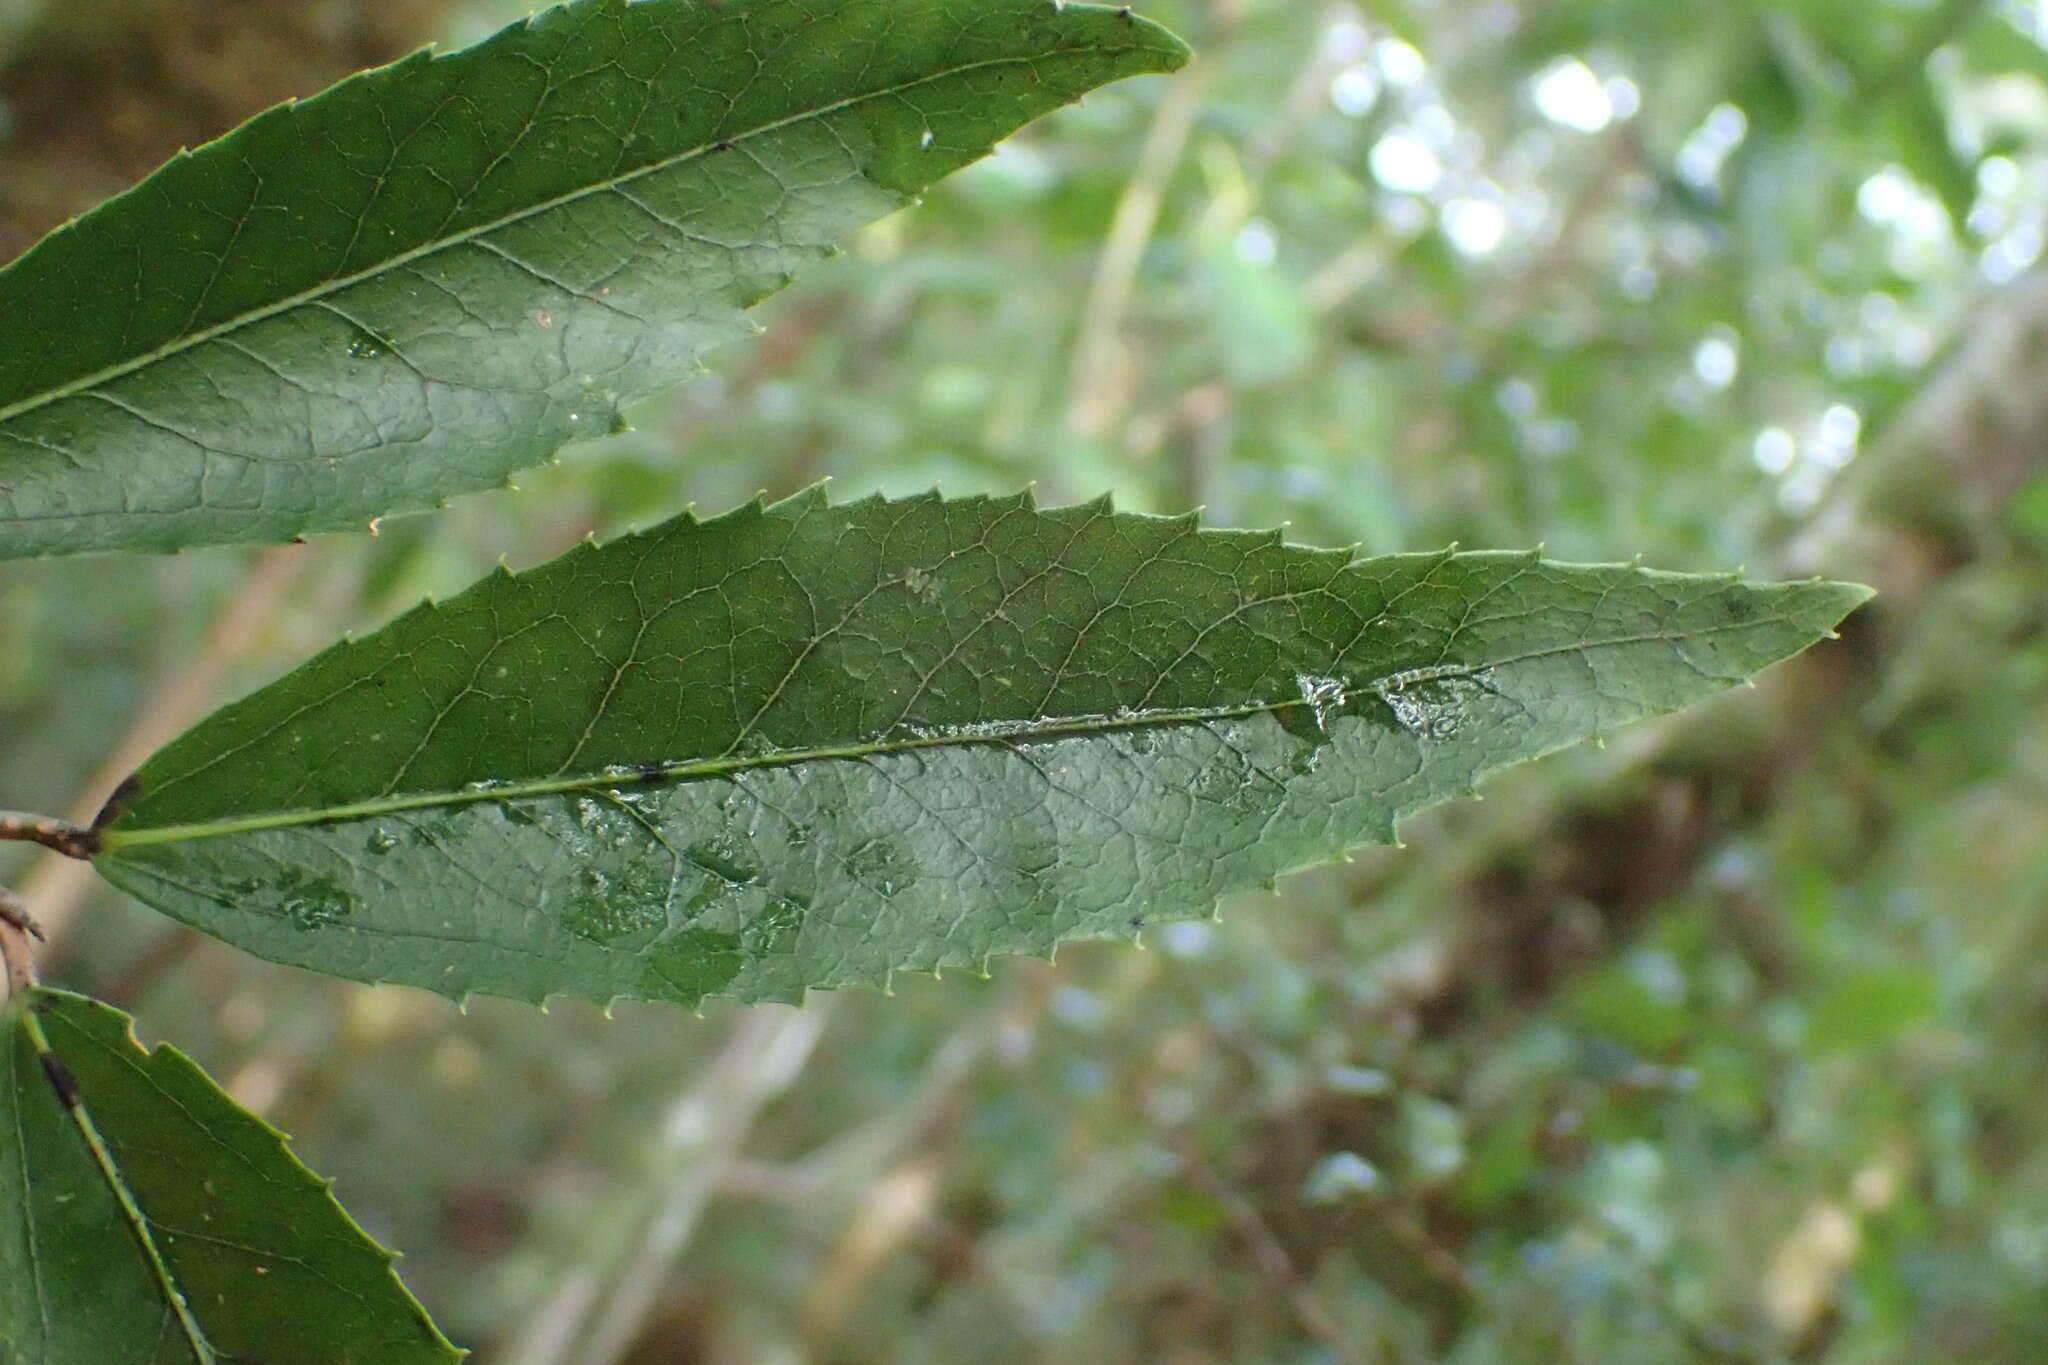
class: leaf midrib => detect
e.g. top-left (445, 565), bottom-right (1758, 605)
top-left (0, 48), bottom-right (1074, 430)
top-left (100, 619), bottom-right (1785, 852)
top-left (17, 1006), bottom-right (217, 1364)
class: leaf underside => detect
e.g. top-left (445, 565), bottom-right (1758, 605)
top-left (91, 489), bottom-right (1871, 1009)
top-left (0, 989), bottom-right (459, 1364)
top-left (0, 0), bottom-right (1188, 559)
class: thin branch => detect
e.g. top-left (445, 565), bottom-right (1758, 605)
top-left (0, 811), bottom-right (99, 860)
top-left (1, 886), bottom-right (40, 1000)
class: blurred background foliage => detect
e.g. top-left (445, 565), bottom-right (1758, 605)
top-left (5, 0), bottom-right (2048, 1360)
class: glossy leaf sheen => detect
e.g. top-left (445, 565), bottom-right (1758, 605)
top-left (0, 989), bottom-right (458, 1363)
top-left (94, 490), bottom-right (1869, 1006)
top-left (0, 0), bottom-right (1187, 558)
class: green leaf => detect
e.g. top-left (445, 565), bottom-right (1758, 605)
top-left (91, 489), bottom-right (1870, 1007)
top-left (0, 0), bottom-right (1189, 560)
top-left (0, 988), bottom-right (459, 1363)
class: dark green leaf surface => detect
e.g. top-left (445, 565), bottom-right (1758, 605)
top-left (0, 0), bottom-right (1187, 559)
top-left (93, 490), bottom-right (1869, 1006)
top-left (0, 988), bottom-right (459, 1364)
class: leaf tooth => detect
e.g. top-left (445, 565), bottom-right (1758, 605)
top-left (780, 482), bottom-right (832, 516)
top-left (760, 978), bottom-right (813, 1007)
top-left (1308, 544), bottom-right (1352, 571)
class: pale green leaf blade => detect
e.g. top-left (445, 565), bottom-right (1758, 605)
top-left (0, 0), bottom-right (1188, 559)
top-left (91, 490), bottom-right (1870, 1006)
top-left (0, 988), bottom-right (460, 1364)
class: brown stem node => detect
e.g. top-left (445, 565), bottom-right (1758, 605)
top-left (0, 810), bottom-right (101, 860)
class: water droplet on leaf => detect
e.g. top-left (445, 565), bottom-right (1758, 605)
top-left (902, 565), bottom-right (942, 604)
top-left (1295, 673), bottom-right (1348, 731)
top-left (742, 893), bottom-right (809, 956)
top-left (1377, 670), bottom-right (1493, 740)
top-left (687, 834), bottom-right (759, 885)
top-left (846, 839), bottom-right (917, 898)
top-left (345, 328), bottom-right (390, 360)
top-left (267, 872), bottom-right (357, 932)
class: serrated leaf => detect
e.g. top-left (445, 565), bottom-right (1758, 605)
top-left (0, 988), bottom-right (460, 1364)
top-left (0, 0), bottom-right (1188, 559)
top-left (91, 490), bottom-right (1870, 1007)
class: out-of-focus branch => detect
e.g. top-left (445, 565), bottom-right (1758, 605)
top-left (798, 1155), bottom-right (947, 1344)
top-left (719, 965), bottom-right (1067, 1351)
top-left (1791, 264), bottom-right (2048, 577)
top-left (1065, 63), bottom-right (1209, 440)
top-left (7, 544), bottom-right (308, 950)
top-left (1242, 3), bottom-right (1366, 191)
top-left (500, 1001), bottom-right (835, 1365)
top-left (1172, 1139), bottom-right (1374, 1365)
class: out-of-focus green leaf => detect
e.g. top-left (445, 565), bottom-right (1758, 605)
top-left (92, 488), bottom-right (1867, 1008)
top-left (1887, 72), bottom-right (1975, 232)
top-left (0, 0), bottom-right (1188, 559)
top-left (0, 988), bottom-right (458, 1364)
top-left (1808, 966), bottom-right (1938, 1050)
